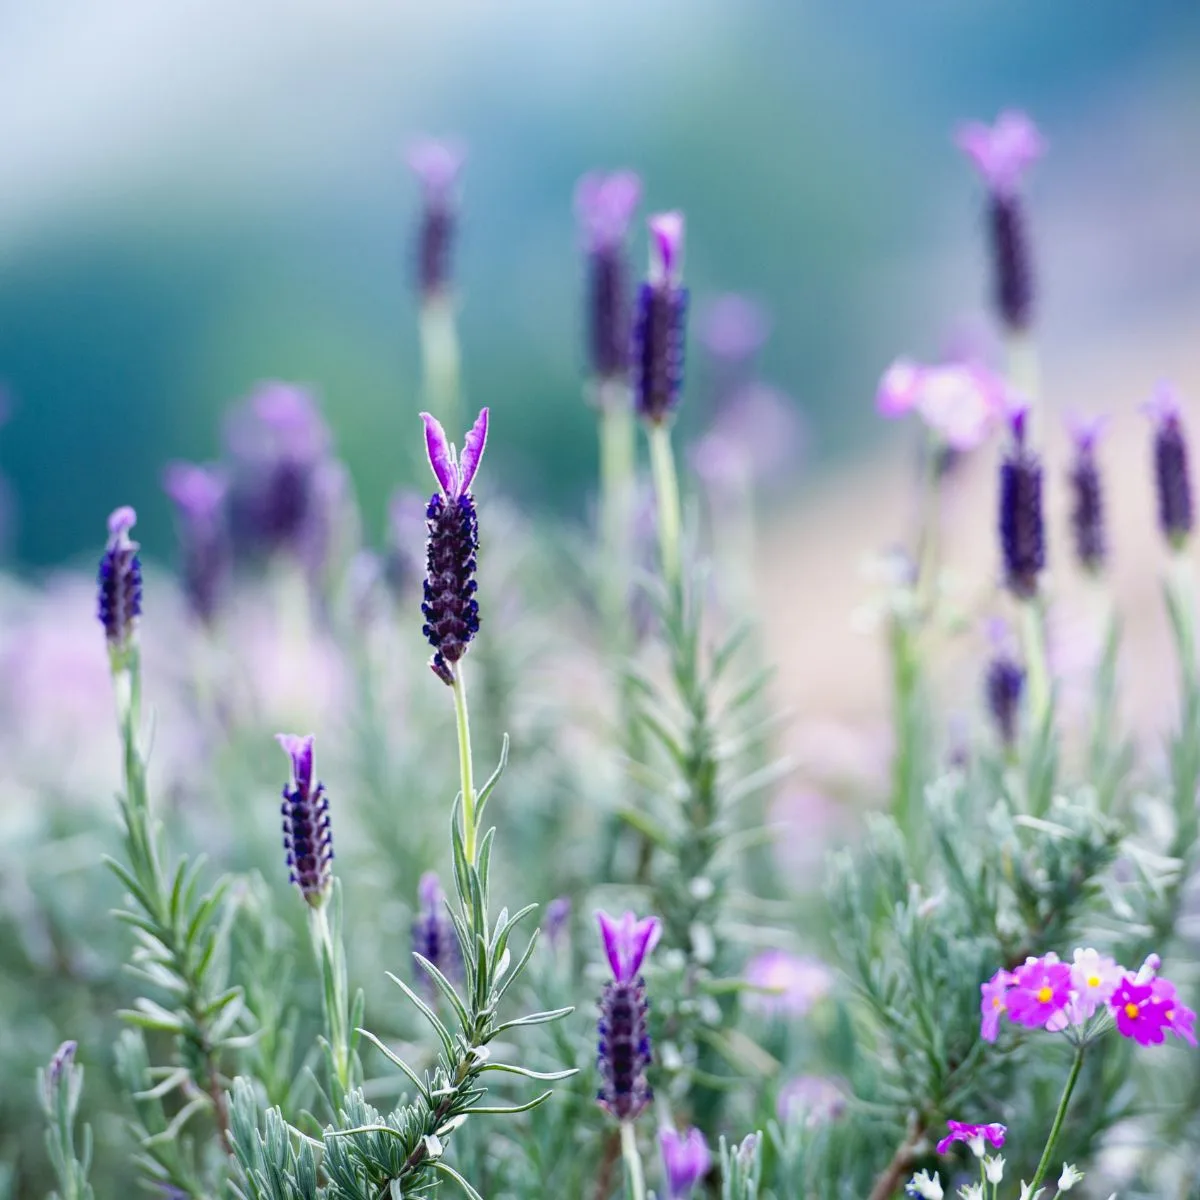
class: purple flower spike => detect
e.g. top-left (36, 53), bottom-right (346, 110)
top-left (1065, 414), bottom-right (1108, 574)
top-left (97, 506), bottom-right (143, 652)
top-left (421, 409), bottom-right (487, 684)
top-left (998, 407), bottom-right (1045, 598)
top-left (633, 213), bottom-right (689, 424)
top-left (660, 1126), bottom-right (711, 1199)
top-left (276, 733), bottom-right (333, 906)
top-left (597, 909), bottom-right (662, 982)
top-left (163, 462), bottom-right (229, 625)
top-left (575, 170), bottom-right (642, 253)
top-left (1142, 382), bottom-right (1193, 547)
top-left (544, 895), bottom-right (573, 951)
top-left (408, 137), bottom-right (465, 301)
top-left (412, 870), bottom-right (461, 990)
top-left (956, 111), bottom-right (1045, 197)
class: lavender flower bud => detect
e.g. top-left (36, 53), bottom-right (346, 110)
top-left (420, 409), bottom-right (488, 685)
top-left (40, 1040), bottom-right (78, 1111)
top-left (97, 506), bottom-right (142, 653)
top-left (985, 656), bottom-right (1025, 748)
top-left (1066, 416), bottom-right (1107, 573)
top-left (576, 171), bottom-right (641, 384)
top-left (543, 895), bottom-right (573, 952)
top-left (1144, 384), bottom-right (1193, 548)
top-left (632, 212), bottom-right (689, 425)
top-left (659, 1126), bottom-right (711, 1199)
top-left (163, 462), bottom-right (229, 625)
top-left (998, 407), bottom-right (1044, 598)
top-left (276, 734), bottom-right (333, 906)
top-left (412, 871), bottom-right (461, 989)
top-left (596, 910), bottom-right (660, 1122)
top-left (409, 139), bottom-right (465, 302)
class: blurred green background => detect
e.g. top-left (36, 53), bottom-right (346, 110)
top-left (1, 0), bottom-right (1198, 568)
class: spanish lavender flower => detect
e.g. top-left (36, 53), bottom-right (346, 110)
top-left (998, 402), bottom-right (1045, 598)
top-left (163, 462), bottom-right (229, 625)
top-left (421, 408), bottom-right (488, 685)
top-left (742, 950), bottom-right (833, 1018)
top-left (876, 357), bottom-right (1006, 452)
top-left (659, 1126), bottom-right (711, 1198)
top-left (936, 1120), bottom-right (1006, 1157)
top-left (596, 909), bottom-right (660, 1121)
top-left (543, 895), bottom-right (572, 952)
top-left (276, 733), bottom-right (333, 907)
top-left (1066, 414), bottom-right (1108, 573)
top-left (412, 871), bottom-right (461, 987)
top-left (1143, 382), bottom-right (1193, 547)
top-left (575, 170), bottom-right (641, 384)
top-left (632, 212), bottom-right (689, 425)
top-left (225, 382), bottom-right (332, 560)
top-left (984, 622), bottom-right (1024, 748)
top-left (384, 489), bottom-right (429, 600)
top-left (409, 138), bottom-right (465, 302)
top-left (699, 293), bottom-right (771, 371)
top-left (956, 111), bottom-right (1045, 331)
top-left (97, 506), bottom-right (142, 653)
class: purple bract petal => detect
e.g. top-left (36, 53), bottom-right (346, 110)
top-left (596, 909), bottom-right (662, 981)
top-left (955, 110), bottom-right (1045, 196)
top-left (421, 411), bottom-right (458, 496)
top-left (575, 170), bottom-right (643, 251)
top-left (648, 211), bottom-right (685, 287)
top-left (163, 462), bottom-right (227, 521)
top-left (1065, 412), bottom-right (1110, 450)
top-left (458, 407), bottom-right (489, 494)
top-left (276, 733), bottom-right (314, 793)
top-left (876, 359), bottom-right (924, 418)
top-left (408, 137), bottom-right (466, 201)
top-left (108, 506), bottom-right (137, 538)
top-left (1142, 380), bottom-right (1182, 423)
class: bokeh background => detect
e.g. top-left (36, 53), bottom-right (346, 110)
top-left (2, 0), bottom-right (1198, 571)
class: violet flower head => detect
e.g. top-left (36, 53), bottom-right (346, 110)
top-left (936, 1119), bottom-right (1007, 1157)
top-left (875, 358), bottom-right (1006, 452)
top-left (743, 950), bottom-right (833, 1018)
top-left (1006, 953), bottom-right (1071, 1029)
top-left (659, 1126), bottom-right (711, 1199)
top-left (998, 401), bottom-right (1045, 599)
top-left (412, 870), bottom-right (461, 988)
top-left (163, 462), bottom-right (229, 625)
top-left (97, 506), bottom-right (143, 654)
top-left (595, 909), bottom-right (659, 1121)
top-left (984, 620), bottom-right (1024, 748)
top-left (1066, 414), bottom-right (1108, 573)
top-left (276, 733), bottom-right (333, 906)
top-left (576, 171), bottom-right (641, 384)
top-left (1111, 977), bottom-right (1168, 1046)
top-left (980, 968), bottom-right (1016, 1042)
top-left (1150, 977), bottom-right (1198, 1046)
top-left (956, 111), bottom-right (1044, 331)
top-left (543, 895), bottom-right (573, 952)
top-left (385, 489), bottom-right (430, 600)
top-left (1143, 382), bottom-right (1193, 547)
top-left (409, 137), bottom-right (465, 301)
top-left (420, 408), bottom-right (488, 685)
top-left (632, 211), bottom-right (689, 425)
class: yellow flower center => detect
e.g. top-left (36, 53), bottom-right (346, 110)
top-left (1087, 974), bottom-right (1100, 988)
top-left (992, 996), bottom-right (1004, 1010)
top-left (1125, 1002), bottom-right (1140, 1019)
top-left (1037, 986), bottom-right (1053, 1003)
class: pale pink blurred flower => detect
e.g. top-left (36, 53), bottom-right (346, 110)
top-left (777, 1075), bottom-right (847, 1127)
top-left (699, 294), bottom-right (771, 365)
top-left (955, 111), bottom-right (1046, 197)
top-left (689, 383), bottom-right (805, 493)
top-left (876, 358), bottom-right (1008, 451)
top-left (743, 950), bottom-right (833, 1017)
top-left (768, 787), bottom-right (846, 875)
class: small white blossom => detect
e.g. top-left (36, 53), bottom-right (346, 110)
top-left (1018, 1183), bottom-right (1045, 1200)
top-left (957, 1184), bottom-right (984, 1200)
top-left (968, 1134), bottom-right (986, 1158)
top-left (984, 1155), bottom-right (1004, 1184)
top-left (906, 1169), bottom-right (944, 1200)
top-left (1058, 1164), bottom-right (1084, 1191)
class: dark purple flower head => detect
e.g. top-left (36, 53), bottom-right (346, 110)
top-left (1111, 977), bottom-right (1169, 1046)
top-left (409, 137), bottom-right (465, 301)
top-left (597, 909), bottom-right (662, 982)
top-left (699, 294), bottom-right (771, 367)
top-left (1065, 414), bottom-right (1108, 573)
top-left (97, 506), bottom-right (143, 652)
top-left (163, 462), bottom-right (229, 625)
top-left (659, 1127), bottom-right (711, 1199)
top-left (936, 1119), bottom-right (1007, 1157)
top-left (998, 400), bottom-right (1045, 598)
top-left (632, 212), bottom-right (689, 425)
top-left (276, 733), bottom-right (333, 907)
top-left (984, 621), bottom-right (1025, 748)
top-left (575, 171), bottom-right (642, 253)
top-left (412, 870), bottom-right (461, 989)
top-left (544, 895), bottom-right (573, 952)
top-left (1142, 382), bottom-right (1193, 547)
top-left (421, 409), bottom-right (488, 684)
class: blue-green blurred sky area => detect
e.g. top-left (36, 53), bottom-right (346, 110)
top-left (1, 1), bottom-right (1198, 567)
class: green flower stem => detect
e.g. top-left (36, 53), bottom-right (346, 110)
top-left (452, 665), bottom-right (478, 867)
top-left (308, 900), bottom-right (352, 1097)
top-left (1006, 330), bottom-right (1040, 433)
top-left (648, 420), bottom-right (682, 591)
top-left (420, 295), bottom-right (462, 435)
top-left (620, 1120), bottom-right (647, 1200)
top-left (1028, 1044), bottom-right (1085, 1193)
top-left (598, 382), bottom-right (636, 647)
top-left (1018, 594), bottom-right (1051, 736)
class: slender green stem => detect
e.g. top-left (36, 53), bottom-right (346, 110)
top-left (1006, 330), bottom-right (1040, 435)
top-left (648, 421), bottom-right (682, 591)
top-left (452, 666), bottom-right (477, 866)
top-left (599, 385), bottom-right (636, 649)
top-left (308, 901), bottom-right (351, 1096)
top-left (619, 1120), bottom-right (646, 1200)
top-left (1028, 1045), bottom-right (1084, 1192)
top-left (1018, 595), bottom-right (1051, 736)
top-left (420, 295), bottom-right (462, 435)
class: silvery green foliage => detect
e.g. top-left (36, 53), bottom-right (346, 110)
top-left (37, 1043), bottom-right (94, 1200)
top-left (720, 1131), bottom-right (763, 1200)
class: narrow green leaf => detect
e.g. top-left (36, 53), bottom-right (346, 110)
top-left (385, 973), bottom-right (456, 1061)
top-left (470, 1090), bottom-right (554, 1115)
top-left (356, 1028), bottom-right (430, 1101)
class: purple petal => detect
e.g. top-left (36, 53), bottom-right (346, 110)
top-left (458, 407), bottom-right (489, 494)
top-left (955, 110), bottom-right (1045, 195)
top-left (408, 137), bottom-right (466, 200)
top-left (876, 358), bottom-right (924, 418)
top-left (628, 914), bottom-right (662, 976)
top-left (107, 506), bottom-right (138, 537)
top-left (596, 909), bottom-right (661, 980)
top-left (421, 411), bottom-right (458, 495)
top-left (596, 909), bottom-right (627, 979)
top-left (418, 870), bottom-right (444, 911)
top-left (276, 733), bottom-right (314, 792)
top-left (575, 170), bottom-right (642, 250)
top-left (1141, 380), bottom-right (1182, 423)
top-left (1064, 411), bottom-right (1109, 450)
top-left (163, 462), bottom-right (227, 520)
top-left (648, 211), bottom-right (686, 286)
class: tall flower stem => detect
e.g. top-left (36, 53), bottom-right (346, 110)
top-left (620, 1120), bottom-right (647, 1200)
top-left (307, 896), bottom-right (353, 1097)
top-left (599, 383), bottom-right (637, 646)
top-left (1018, 595), bottom-right (1051, 737)
top-left (420, 297), bottom-right (462, 437)
top-left (1028, 1045), bottom-right (1085, 1193)
top-left (452, 665), bottom-right (478, 866)
top-left (1006, 331), bottom-right (1040, 429)
top-left (648, 422), bottom-right (682, 591)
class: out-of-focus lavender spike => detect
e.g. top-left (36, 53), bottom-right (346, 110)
top-left (956, 111), bottom-right (1044, 332)
top-left (998, 401), bottom-right (1045, 598)
top-left (420, 409), bottom-right (488, 684)
top-left (385, 489), bottom-right (429, 600)
top-left (632, 211), bottom-right (689, 425)
top-left (659, 1126), bottom-right (711, 1199)
top-left (163, 462), bottom-right (229, 625)
top-left (689, 382), bottom-right (805, 495)
top-left (699, 293), bottom-right (770, 369)
top-left (409, 137), bottom-right (465, 302)
top-left (576, 170), bottom-right (642, 385)
top-left (1143, 383), bottom-right (1193, 548)
top-left (984, 620), bottom-right (1025, 748)
top-left (543, 895), bottom-right (572, 952)
top-left (276, 733), bottom-right (333, 907)
top-left (412, 871), bottom-right (461, 989)
top-left (1066, 414), bottom-right (1108, 574)
top-left (97, 506), bottom-right (143, 653)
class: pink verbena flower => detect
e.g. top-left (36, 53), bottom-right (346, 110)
top-left (1150, 978), bottom-right (1198, 1046)
top-left (875, 358), bottom-right (1007, 451)
top-left (1068, 948), bottom-right (1124, 1022)
top-left (980, 968), bottom-right (1015, 1042)
top-left (1111, 978), bottom-right (1170, 1046)
top-left (936, 1119), bottom-right (1006, 1157)
top-left (1006, 954), bottom-right (1071, 1029)
top-left (743, 951), bottom-right (833, 1018)
top-left (955, 111), bottom-right (1045, 197)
